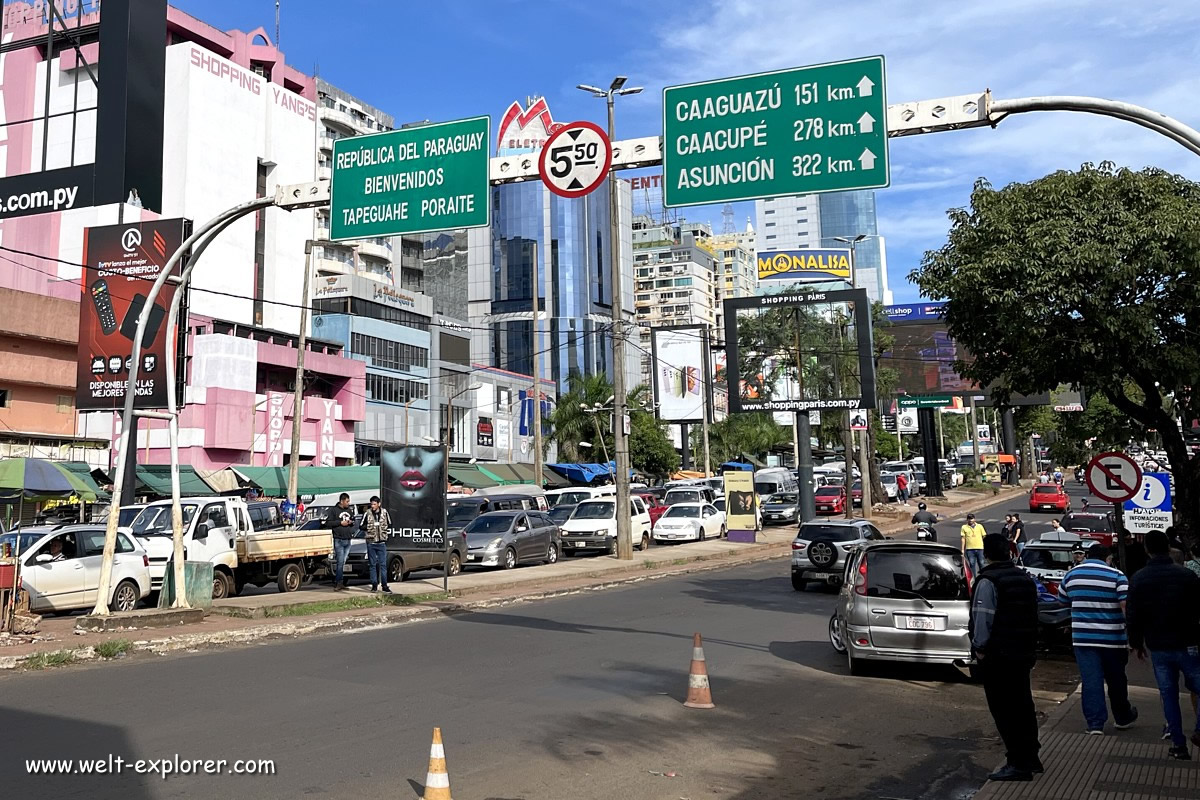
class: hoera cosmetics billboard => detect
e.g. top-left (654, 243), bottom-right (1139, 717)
top-left (381, 446), bottom-right (448, 550)
top-left (76, 219), bottom-right (191, 411)
top-left (757, 249), bottom-right (852, 283)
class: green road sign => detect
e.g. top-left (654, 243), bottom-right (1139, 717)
top-left (898, 395), bottom-right (952, 409)
top-left (330, 116), bottom-right (490, 239)
top-left (662, 56), bottom-right (888, 207)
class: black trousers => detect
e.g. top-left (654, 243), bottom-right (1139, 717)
top-left (981, 657), bottom-right (1040, 770)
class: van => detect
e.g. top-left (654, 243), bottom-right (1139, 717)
top-left (546, 485), bottom-right (615, 507)
top-left (473, 483), bottom-right (548, 511)
top-left (559, 496), bottom-right (653, 554)
top-left (664, 486), bottom-right (716, 506)
top-left (753, 467), bottom-right (798, 500)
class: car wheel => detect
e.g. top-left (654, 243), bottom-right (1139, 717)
top-left (446, 552), bottom-right (462, 576)
top-left (847, 649), bottom-right (865, 676)
top-left (698, 526), bottom-right (706, 542)
top-left (503, 547), bottom-right (517, 570)
top-left (546, 543), bottom-right (559, 564)
top-left (639, 533), bottom-right (650, 551)
top-left (276, 562), bottom-right (303, 593)
top-left (388, 556), bottom-right (406, 583)
top-left (719, 525), bottom-right (726, 538)
top-left (791, 573), bottom-right (807, 592)
top-left (605, 537), bottom-right (616, 555)
top-left (113, 579), bottom-right (140, 612)
top-left (211, 570), bottom-right (232, 600)
top-left (828, 613), bottom-right (846, 653)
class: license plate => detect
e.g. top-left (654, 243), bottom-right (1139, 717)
top-left (466, 554), bottom-right (476, 561)
top-left (906, 617), bottom-right (937, 630)
top-left (1042, 505), bottom-right (1054, 509)
top-left (768, 514), bottom-right (780, 520)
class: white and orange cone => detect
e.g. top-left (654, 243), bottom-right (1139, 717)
top-left (420, 727), bottom-right (452, 800)
top-left (683, 632), bottom-right (715, 709)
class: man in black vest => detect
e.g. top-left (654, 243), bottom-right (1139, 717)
top-left (971, 533), bottom-right (1042, 781)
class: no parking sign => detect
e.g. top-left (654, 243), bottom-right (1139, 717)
top-left (1123, 472), bottom-right (1173, 535)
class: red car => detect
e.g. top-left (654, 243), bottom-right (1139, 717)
top-left (1029, 483), bottom-right (1070, 513)
top-left (639, 493), bottom-right (668, 528)
top-left (851, 480), bottom-right (863, 507)
top-left (814, 485), bottom-right (848, 515)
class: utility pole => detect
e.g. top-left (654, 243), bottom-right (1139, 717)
top-left (837, 235), bottom-right (872, 519)
top-left (287, 241), bottom-right (313, 510)
top-left (578, 76), bottom-right (641, 560)
top-left (531, 247), bottom-right (544, 484)
top-left (701, 327), bottom-right (712, 476)
top-left (969, 395), bottom-right (981, 477)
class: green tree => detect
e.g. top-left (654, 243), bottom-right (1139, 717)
top-left (911, 163), bottom-right (1200, 538)
top-left (705, 412), bottom-right (791, 464)
top-left (630, 409), bottom-right (679, 479)
top-left (547, 372), bottom-right (616, 463)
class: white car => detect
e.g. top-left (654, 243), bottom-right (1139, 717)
top-left (5, 525), bottom-right (150, 615)
top-left (879, 474), bottom-right (900, 500)
top-left (652, 502), bottom-right (726, 543)
top-left (559, 496), bottom-right (653, 553)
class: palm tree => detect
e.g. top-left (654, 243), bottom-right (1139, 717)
top-left (549, 373), bottom-right (617, 463)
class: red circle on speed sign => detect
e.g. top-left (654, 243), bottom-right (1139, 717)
top-left (538, 121), bottom-right (613, 199)
top-left (1085, 451), bottom-right (1143, 503)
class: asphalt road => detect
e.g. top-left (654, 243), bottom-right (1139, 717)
top-left (0, 484), bottom-right (1086, 800)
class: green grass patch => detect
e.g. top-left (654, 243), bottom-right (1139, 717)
top-left (23, 650), bottom-right (77, 670)
top-left (643, 560), bottom-right (655, 569)
top-left (262, 592), bottom-right (450, 618)
top-left (95, 639), bottom-right (133, 659)
top-left (673, 558), bottom-right (690, 566)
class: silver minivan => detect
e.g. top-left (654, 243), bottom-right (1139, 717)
top-left (829, 541), bottom-right (972, 675)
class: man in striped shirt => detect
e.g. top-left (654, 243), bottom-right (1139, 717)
top-left (1058, 543), bottom-right (1139, 734)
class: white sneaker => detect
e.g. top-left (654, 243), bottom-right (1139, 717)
top-left (1086, 729), bottom-right (1104, 736)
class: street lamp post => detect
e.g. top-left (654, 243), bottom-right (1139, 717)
top-left (833, 234), bottom-right (871, 517)
top-left (577, 76), bottom-right (642, 560)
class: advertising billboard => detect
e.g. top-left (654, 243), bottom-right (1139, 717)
top-left (723, 470), bottom-right (757, 531)
top-left (651, 326), bottom-right (708, 423)
top-left (75, 218), bottom-right (190, 411)
top-left (757, 249), bottom-right (852, 283)
top-left (381, 446), bottom-right (448, 551)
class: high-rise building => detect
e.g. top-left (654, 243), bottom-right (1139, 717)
top-left (710, 223), bottom-right (758, 345)
top-left (754, 190), bottom-right (891, 303)
top-left (632, 217), bottom-right (719, 384)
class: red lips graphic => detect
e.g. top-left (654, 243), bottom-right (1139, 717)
top-left (400, 470), bottom-right (427, 490)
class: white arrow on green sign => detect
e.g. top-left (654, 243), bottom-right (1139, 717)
top-left (330, 115), bottom-right (490, 239)
top-left (662, 56), bottom-right (889, 207)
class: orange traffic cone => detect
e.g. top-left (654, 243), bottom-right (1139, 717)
top-left (420, 727), bottom-right (452, 800)
top-left (683, 632), bottom-right (715, 709)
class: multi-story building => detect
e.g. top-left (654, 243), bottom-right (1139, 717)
top-left (632, 217), bottom-right (720, 384)
top-left (711, 226), bottom-right (758, 344)
top-left (754, 190), bottom-right (891, 303)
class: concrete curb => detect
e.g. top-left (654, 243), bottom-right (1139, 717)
top-left (0, 486), bottom-right (1021, 672)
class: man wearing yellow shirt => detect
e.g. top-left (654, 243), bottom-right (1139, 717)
top-left (961, 513), bottom-right (987, 580)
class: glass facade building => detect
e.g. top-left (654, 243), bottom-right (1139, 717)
top-left (818, 190), bottom-right (890, 304)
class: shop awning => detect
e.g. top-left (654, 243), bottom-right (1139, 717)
top-left (483, 463), bottom-right (526, 484)
top-left (136, 465), bottom-right (220, 497)
top-left (61, 461), bottom-right (110, 501)
top-left (448, 465), bottom-right (500, 489)
top-left (232, 466), bottom-right (382, 497)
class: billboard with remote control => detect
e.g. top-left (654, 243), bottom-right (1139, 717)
top-left (76, 218), bottom-right (191, 410)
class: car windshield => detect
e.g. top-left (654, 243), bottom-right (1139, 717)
top-left (913, 471), bottom-right (925, 481)
top-left (865, 550), bottom-right (968, 601)
top-left (799, 524), bottom-right (860, 542)
top-left (852, 481), bottom-right (862, 491)
top-left (713, 499), bottom-right (726, 512)
top-left (549, 506), bottom-right (576, 523)
top-left (815, 487), bottom-right (841, 497)
top-left (130, 504), bottom-right (198, 535)
top-left (754, 482), bottom-right (778, 495)
top-left (573, 502), bottom-right (615, 520)
top-left (95, 507), bottom-right (142, 527)
top-left (768, 493), bottom-right (797, 504)
top-left (666, 491), bottom-right (700, 504)
top-left (554, 491), bottom-right (594, 507)
top-left (464, 515), bottom-right (515, 534)
top-left (663, 505), bottom-right (700, 519)
top-left (0, 531), bottom-right (44, 554)
top-left (447, 504), bottom-right (481, 524)
top-left (881, 475), bottom-right (897, 485)
top-left (1021, 548), bottom-right (1073, 569)
top-left (1034, 486), bottom-right (1059, 494)
top-left (1063, 514), bottom-right (1113, 532)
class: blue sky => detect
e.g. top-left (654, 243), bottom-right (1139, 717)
top-left (177, 0), bottom-right (1200, 302)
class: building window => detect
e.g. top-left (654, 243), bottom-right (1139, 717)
top-left (0, 388), bottom-right (9, 408)
top-left (765, 222), bottom-right (775, 227)
top-left (796, 218), bottom-right (807, 223)
top-left (56, 395), bottom-right (72, 413)
top-left (350, 332), bottom-right (429, 372)
top-left (764, 209), bottom-right (775, 215)
top-left (364, 373), bottom-right (429, 405)
top-left (766, 235), bottom-right (776, 240)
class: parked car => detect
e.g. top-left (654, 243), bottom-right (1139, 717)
top-left (879, 473), bottom-right (900, 501)
top-left (829, 541), bottom-right (972, 675)
top-left (447, 493), bottom-right (547, 533)
top-left (559, 496), bottom-right (653, 553)
top-left (762, 492), bottom-right (800, 525)
top-left (9, 525), bottom-right (150, 614)
top-left (664, 486), bottom-right (716, 506)
top-left (463, 511), bottom-right (560, 570)
top-left (1018, 533), bottom-right (1082, 595)
top-left (1028, 482), bottom-right (1071, 513)
top-left (639, 492), bottom-right (669, 528)
top-left (546, 486), bottom-right (615, 508)
top-left (1060, 511), bottom-right (1115, 546)
top-left (652, 502), bottom-right (726, 543)
top-left (814, 485), bottom-right (848, 515)
top-left (791, 519), bottom-right (886, 591)
top-left (850, 480), bottom-right (863, 508)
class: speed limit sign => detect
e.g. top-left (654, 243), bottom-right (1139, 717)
top-left (538, 121), bottom-right (612, 198)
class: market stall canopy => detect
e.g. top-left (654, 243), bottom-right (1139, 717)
top-left (232, 466), bottom-right (381, 497)
top-left (135, 465), bottom-right (221, 497)
top-left (719, 461), bottom-right (756, 472)
top-left (60, 461), bottom-right (110, 501)
top-left (548, 462), bottom-right (618, 485)
top-left (0, 458), bottom-right (99, 502)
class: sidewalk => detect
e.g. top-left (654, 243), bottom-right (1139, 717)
top-left (0, 484), bottom-right (1019, 670)
top-left (976, 663), bottom-right (1200, 799)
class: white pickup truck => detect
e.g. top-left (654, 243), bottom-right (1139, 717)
top-left (124, 497), bottom-right (333, 598)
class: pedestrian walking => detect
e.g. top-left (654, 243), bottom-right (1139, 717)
top-left (324, 492), bottom-right (357, 591)
top-left (1127, 530), bottom-right (1200, 760)
top-left (896, 472), bottom-right (910, 506)
top-left (1049, 518), bottom-right (1064, 535)
top-left (970, 533), bottom-right (1042, 781)
top-left (1011, 513), bottom-right (1027, 555)
top-left (961, 513), bottom-right (986, 580)
top-left (1001, 514), bottom-right (1017, 559)
top-left (1185, 543), bottom-right (1200, 579)
top-left (1058, 543), bottom-right (1139, 734)
top-left (361, 495), bottom-right (392, 594)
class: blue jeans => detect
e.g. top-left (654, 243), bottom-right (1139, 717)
top-left (331, 537), bottom-right (353, 585)
top-left (1150, 648), bottom-right (1200, 748)
top-left (1075, 646), bottom-right (1134, 730)
top-left (965, 549), bottom-right (985, 578)
top-left (367, 541), bottom-right (388, 589)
